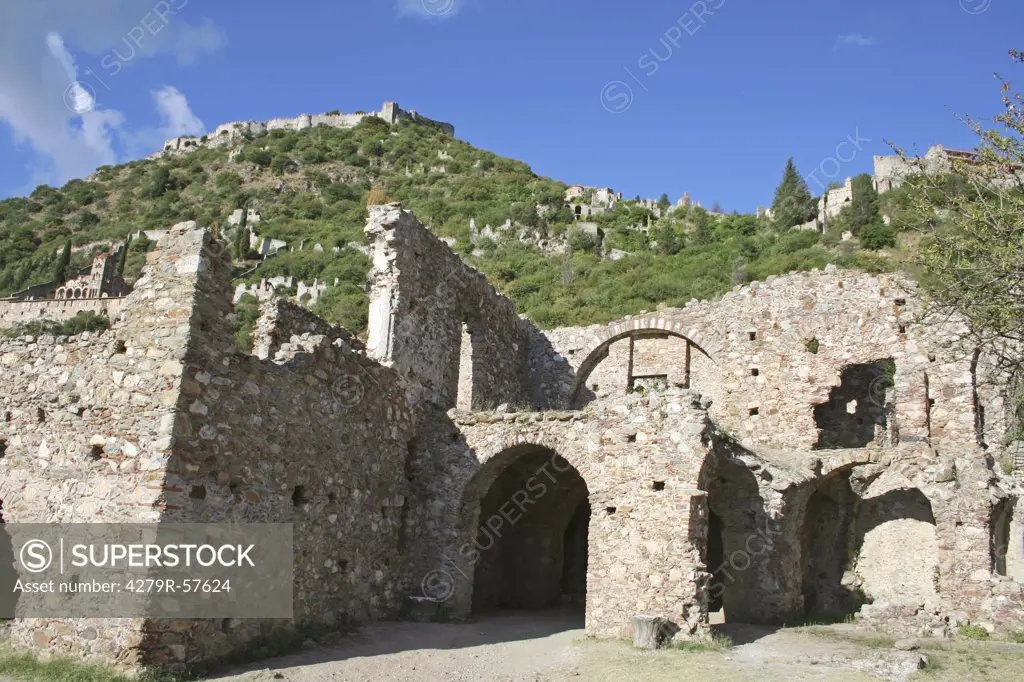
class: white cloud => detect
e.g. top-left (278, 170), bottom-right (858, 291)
top-left (153, 85), bottom-right (204, 137)
top-left (396, 0), bottom-right (465, 20)
top-left (836, 33), bottom-right (874, 48)
top-left (121, 86), bottom-right (204, 158)
top-left (0, 1), bottom-right (224, 190)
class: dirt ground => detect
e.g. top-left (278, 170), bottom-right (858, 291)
top-left (212, 610), bottom-right (1024, 682)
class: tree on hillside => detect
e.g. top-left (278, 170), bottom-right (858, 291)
top-left (834, 174), bottom-right (895, 249)
top-left (771, 158), bottom-right (817, 229)
top-left (116, 234), bottom-right (132, 275)
top-left (898, 49), bottom-right (1024, 376)
top-left (54, 241), bottom-right (71, 284)
top-left (658, 193), bottom-right (671, 211)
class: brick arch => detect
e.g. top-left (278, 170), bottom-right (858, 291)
top-left (569, 317), bottom-right (718, 405)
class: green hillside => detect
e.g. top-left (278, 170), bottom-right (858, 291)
top-left (0, 115), bottom-right (912, 333)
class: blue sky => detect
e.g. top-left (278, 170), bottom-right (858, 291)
top-left (0, 0), bottom-right (1019, 212)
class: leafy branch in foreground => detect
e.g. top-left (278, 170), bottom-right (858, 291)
top-left (892, 49), bottom-right (1024, 375)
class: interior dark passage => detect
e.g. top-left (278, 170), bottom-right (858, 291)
top-left (801, 472), bottom-right (863, 620)
top-left (706, 511), bottom-right (726, 613)
top-left (703, 452), bottom-right (772, 623)
top-left (471, 448), bottom-right (589, 616)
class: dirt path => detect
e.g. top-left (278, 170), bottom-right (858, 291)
top-left (211, 611), bottom-right (1023, 682)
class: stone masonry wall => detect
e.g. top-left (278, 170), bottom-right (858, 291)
top-left (539, 268), bottom-right (999, 452)
top-left (365, 204), bottom-right (528, 412)
top-left (0, 225), bottom-right (206, 666)
top-left (0, 224), bottom-right (417, 670)
top-left (0, 297), bottom-right (126, 327)
top-left (406, 390), bottom-right (716, 640)
top-left (250, 298), bottom-right (362, 360)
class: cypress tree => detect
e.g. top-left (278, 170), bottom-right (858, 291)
top-left (54, 241), bottom-right (71, 284)
top-left (771, 158), bottom-right (817, 229)
top-left (116, 235), bottom-right (132, 275)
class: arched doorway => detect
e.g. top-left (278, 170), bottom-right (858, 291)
top-left (466, 445), bottom-right (590, 619)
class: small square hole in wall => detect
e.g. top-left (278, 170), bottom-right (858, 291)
top-left (652, 481), bottom-right (666, 491)
top-left (894, 298), bottom-right (907, 307)
top-left (190, 485), bottom-right (207, 500)
top-left (748, 331), bottom-right (757, 341)
top-left (88, 445), bottom-right (103, 461)
top-left (3, 411), bottom-right (11, 423)
top-left (627, 434), bottom-right (637, 443)
top-left (751, 368), bottom-right (760, 377)
top-left (292, 486), bottom-right (310, 506)
top-left (605, 507), bottom-right (617, 515)
top-left (928, 398), bottom-right (936, 407)
top-left (36, 408), bottom-right (45, 423)
top-left (898, 324), bottom-right (907, 334)
top-left (0, 439), bottom-right (7, 459)
top-left (591, 384), bottom-right (599, 392)
top-left (749, 407), bottom-right (760, 416)
top-left (328, 492), bottom-right (338, 504)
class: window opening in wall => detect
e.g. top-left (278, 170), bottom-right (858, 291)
top-left (813, 359), bottom-right (896, 449)
top-left (291, 486), bottom-right (310, 506)
top-left (455, 321), bottom-right (474, 411)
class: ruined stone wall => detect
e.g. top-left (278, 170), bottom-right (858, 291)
top-left (0, 297), bottom-right (125, 327)
top-left (0, 226), bottom-right (207, 665)
top-left (539, 269), bottom-right (997, 451)
top-left (407, 390), bottom-right (715, 640)
top-left (142, 226), bottom-right (415, 667)
top-left (365, 205), bottom-right (528, 412)
top-left (160, 102), bottom-right (454, 157)
top-left (1, 224), bottom-right (418, 669)
top-left (250, 298), bottom-right (361, 360)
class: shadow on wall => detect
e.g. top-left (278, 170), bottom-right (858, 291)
top-left (520, 323), bottom-right (587, 411)
top-left (700, 444), bottom-right (776, 624)
top-left (801, 476), bottom-right (938, 621)
top-left (801, 472), bottom-right (865, 619)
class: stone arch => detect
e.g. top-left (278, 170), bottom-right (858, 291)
top-left (852, 487), bottom-right (939, 610)
top-left (449, 442), bottom-right (592, 620)
top-left (569, 317), bottom-right (716, 406)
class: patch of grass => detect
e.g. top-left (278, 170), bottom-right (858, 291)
top-left (802, 626), bottom-right (895, 649)
top-left (918, 654), bottom-right (944, 675)
top-left (957, 623), bottom-right (991, 640)
top-left (675, 632), bottom-right (732, 652)
top-left (0, 647), bottom-right (175, 682)
top-left (1008, 630), bottom-right (1024, 644)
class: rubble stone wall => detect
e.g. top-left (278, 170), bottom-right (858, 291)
top-left (365, 205), bottom-right (528, 412)
top-left (0, 225), bottom-right (417, 669)
top-left (0, 297), bottom-right (125, 327)
top-left (540, 269), bottom-right (1007, 451)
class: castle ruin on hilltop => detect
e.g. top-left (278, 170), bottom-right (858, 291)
top-left (156, 101), bottom-right (455, 157)
top-left (0, 206), bottom-right (1022, 671)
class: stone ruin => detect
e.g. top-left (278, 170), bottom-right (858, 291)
top-left (156, 102), bottom-right (454, 158)
top-left (0, 205), bottom-right (1022, 671)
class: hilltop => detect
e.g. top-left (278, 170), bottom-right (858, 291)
top-left (0, 104), bottom-right (916, 333)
